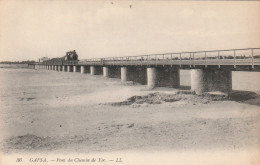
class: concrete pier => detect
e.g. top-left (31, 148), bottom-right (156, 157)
top-left (80, 66), bottom-right (84, 74)
top-left (147, 68), bottom-right (157, 89)
top-left (103, 67), bottom-right (109, 77)
top-left (90, 66), bottom-right (96, 75)
top-left (121, 67), bottom-right (128, 81)
top-left (103, 66), bottom-right (121, 78)
top-left (67, 66), bottom-right (71, 72)
top-left (55, 66), bottom-right (57, 71)
top-left (62, 66), bottom-right (65, 72)
top-left (73, 66), bottom-right (77, 72)
top-left (90, 66), bottom-right (102, 75)
top-left (191, 69), bottom-right (232, 94)
top-left (146, 67), bottom-right (180, 89)
top-left (59, 66), bottom-right (62, 71)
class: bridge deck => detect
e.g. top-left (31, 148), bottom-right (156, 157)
top-left (78, 58), bottom-right (260, 66)
top-left (42, 48), bottom-right (260, 70)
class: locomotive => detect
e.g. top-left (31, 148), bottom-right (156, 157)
top-left (65, 50), bottom-right (78, 61)
top-left (43, 50), bottom-right (78, 65)
top-left (47, 50), bottom-right (78, 62)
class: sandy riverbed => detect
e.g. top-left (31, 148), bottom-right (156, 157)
top-left (0, 65), bottom-right (259, 164)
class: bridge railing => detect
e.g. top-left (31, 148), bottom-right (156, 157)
top-left (79, 48), bottom-right (260, 67)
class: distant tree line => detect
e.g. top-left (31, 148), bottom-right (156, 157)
top-left (0, 60), bottom-right (36, 64)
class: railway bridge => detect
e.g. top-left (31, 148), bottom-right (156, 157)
top-left (33, 48), bottom-right (260, 94)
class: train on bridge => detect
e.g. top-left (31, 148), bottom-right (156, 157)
top-left (43, 50), bottom-right (78, 65)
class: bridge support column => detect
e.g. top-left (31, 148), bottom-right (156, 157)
top-left (81, 66), bottom-right (86, 74)
top-left (73, 66), bottom-right (77, 72)
top-left (147, 67), bottom-right (157, 89)
top-left (90, 66), bottom-right (102, 75)
top-left (59, 66), bottom-right (62, 71)
top-left (121, 67), bottom-right (128, 81)
top-left (121, 66), bottom-right (135, 81)
top-left (191, 69), bottom-right (232, 94)
top-left (62, 66), bottom-right (65, 72)
top-left (147, 67), bottom-right (180, 89)
top-left (90, 66), bottom-right (96, 75)
top-left (103, 67), bottom-right (109, 77)
top-left (67, 66), bottom-right (71, 72)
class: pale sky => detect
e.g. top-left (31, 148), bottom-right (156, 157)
top-left (0, 0), bottom-right (260, 61)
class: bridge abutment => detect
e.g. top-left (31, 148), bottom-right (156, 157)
top-left (191, 69), bottom-right (232, 94)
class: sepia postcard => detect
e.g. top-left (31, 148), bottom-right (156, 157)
top-left (0, 0), bottom-right (259, 165)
